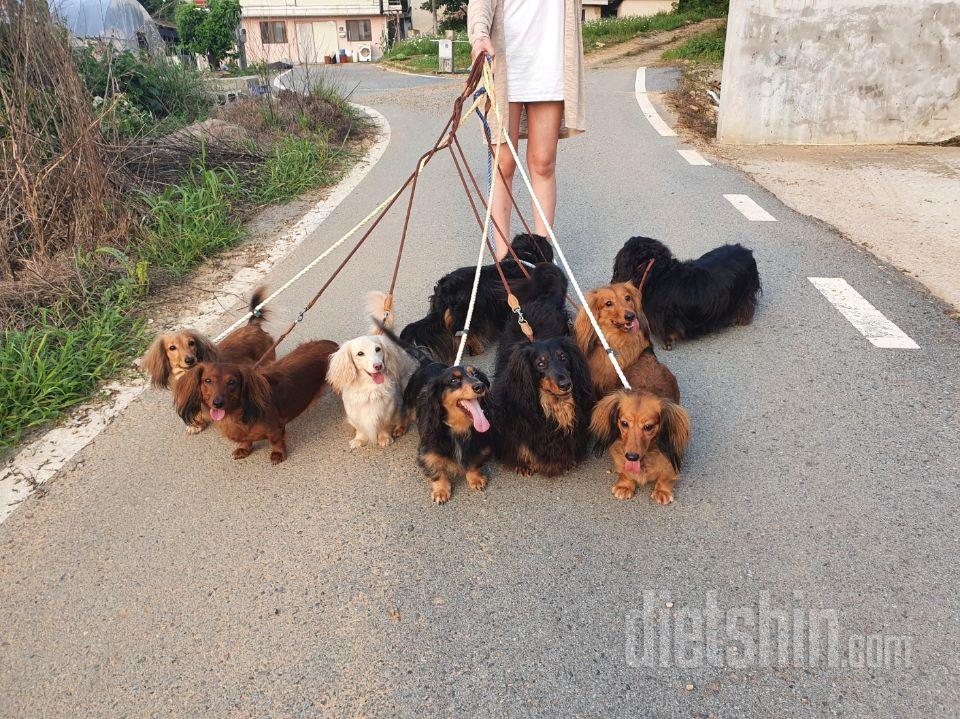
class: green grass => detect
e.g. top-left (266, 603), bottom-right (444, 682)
top-left (139, 166), bottom-right (246, 277)
top-left (0, 285), bottom-right (145, 450)
top-left (661, 24), bottom-right (726, 64)
top-left (582, 8), bottom-right (725, 53)
top-left (257, 136), bottom-right (339, 204)
top-left (382, 34), bottom-right (472, 73)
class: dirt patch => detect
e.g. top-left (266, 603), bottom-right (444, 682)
top-left (716, 143), bottom-right (960, 309)
top-left (665, 67), bottom-right (720, 142)
top-left (586, 18), bottom-right (727, 69)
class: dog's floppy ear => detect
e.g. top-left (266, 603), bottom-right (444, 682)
top-left (589, 391), bottom-right (621, 453)
top-left (572, 293), bottom-right (599, 356)
top-left (502, 344), bottom-right (542, 416)
top-left (172, 364), bottom-right (203, 423)
top-left (559, 337), bottom-right (594, 417)
top-left (187, 330), bottom-right (218, 363)
top-left (142, 335), bottom-right (171, 389)
top-left (325, 342), bottom-right (357, 393)
top-left (415, 375), bottom-right (447, 441)
top-left (239, 365), bottom-right (270, 424)
top-left (658, 399), bottom-right (691, 471)
top-left (380, 338), bottom-right (410, 384)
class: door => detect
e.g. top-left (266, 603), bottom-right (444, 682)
top-left (311, 21), bottom-right (338, 60)
top-left (298, 21), bottom-right (337, 63)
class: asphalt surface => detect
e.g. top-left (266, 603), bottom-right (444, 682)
top-left (1, 63), bottom-right (958, 718)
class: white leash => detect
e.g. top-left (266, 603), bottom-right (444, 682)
top-left (480, 61), bottom-right (631, 389)
top-left (453, 132), bottom-right (502, 366)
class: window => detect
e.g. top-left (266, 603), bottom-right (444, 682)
top-left (346, 19), bottom-right (371, 42)
top-left (259, 21), bottom-right (287, 45)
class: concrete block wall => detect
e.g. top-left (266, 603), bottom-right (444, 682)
top-left (718, 0), bottom-right (960, 145)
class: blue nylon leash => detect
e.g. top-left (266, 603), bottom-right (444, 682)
top-left (473, 86), bottom-right (494, 247)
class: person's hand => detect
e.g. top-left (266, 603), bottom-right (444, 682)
top-left (471, 37), bottom-right (495, 64)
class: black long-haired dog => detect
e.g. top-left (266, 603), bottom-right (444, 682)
top-left (378, 323), bottom-right (494, 505)
top-left (399, 233), bottom-right (553, 363)
top-left (490, 264), bottom-right (593, 477)
top-left (611, 236), bottom-right (760, 349)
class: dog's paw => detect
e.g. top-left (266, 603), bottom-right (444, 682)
top-left (186, 424), bottom-right (203, 435)
top-left (270, 450), bottom-right (287, 465)
top-left (349, 437), bottom-right (367, 450)
top-left (651, 487), bottom-right (674, 505)
top-left (431, 485), bottom-right (452, 505)
top-left (391, 423), bottom-right (408, 439)
top-left (377, 435), bottom-right (393, 448)
top-left (515, 466), bottom-right (535, 478)
top-left (232, 447), bottom-right (252, 460)
top-left (466, 472), bottom-right (486, 491)
top-left (612, 479), bottom-right (637, 500)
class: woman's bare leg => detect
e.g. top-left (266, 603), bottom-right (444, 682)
top-left (524, 101), bottom-right (563, 237)
top-left (491, 102), bottom-right (523, 259)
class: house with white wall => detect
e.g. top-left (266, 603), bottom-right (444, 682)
top-left (582, 0), bottom-right (674, 21)
top-left (240, 0), bottom-right (404, 64)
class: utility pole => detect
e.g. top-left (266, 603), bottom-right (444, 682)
top-left (432, 0), bottom-right (437, 35)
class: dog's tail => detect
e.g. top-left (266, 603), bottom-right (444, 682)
top-left (373, 318), bottom-right (436, 368)
top-left (367, 291), bottom-right (393, 334)
top-left (247, 286), bottom-right (269, 325)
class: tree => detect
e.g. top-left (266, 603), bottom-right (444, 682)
top-left (175, 0), bottom-right (241, 68)
top-left (420, 0), bottom-right (467, 32)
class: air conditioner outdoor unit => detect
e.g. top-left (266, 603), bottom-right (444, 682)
top-left (357, 43), bottom-right (372, 62)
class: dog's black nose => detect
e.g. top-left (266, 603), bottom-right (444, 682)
top-left (557, 377), bottom-right (572, 391)
top-left (625, 452), bottom-right (640, 462)
top-left (184, 356), bottom-right (196, 366)
top-left (212, 398), bottom-right (224, 409)
top-left (624, 312), bottom-right (636, 322)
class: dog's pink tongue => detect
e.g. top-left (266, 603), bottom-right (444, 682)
top-left (462, 398), bottom-right (490, 433)
top-left (370, 372), bottom-right (385, 385)
top-left (210, 408), bottom-right (226, 421)
top-left (627, 318), bottom-right (640, 333)
top-left (624, 459), bottom-right (643, 474)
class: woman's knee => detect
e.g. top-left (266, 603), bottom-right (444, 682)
top-left (527, 149), bottom-right (557, 179)
top-left (497, 150), bottom-right (517, 179)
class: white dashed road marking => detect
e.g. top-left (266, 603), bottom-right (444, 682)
top-left (809, 277), bottom-right (920, 349)
top-left (678, 148), bottom-right (711, 166)
top-left (724, 193), bottom-right (777, 222)
top-left (635, 67), bottom-right (677, 137)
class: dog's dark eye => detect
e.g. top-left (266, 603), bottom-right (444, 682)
top-left (643, 423), bottom-right (655, 432)
top-left (624, 295), bottom-right (633, 303)
top-left (203, 377), bottom-right (211, 384)
top-left (356, 351), bottom-right (364, 357)
top-left (375, 347), bottom-right (382, 353)
top-left (449, 377), bottom-right (460, 385)
top-left (188, 340), bottom-right (195, 347)
top-left (168, 345), bottom-right (177, 351)
top-left (620, 419), bottom-right (629, 428)
top-left (557, 352), bottom-right (567, 362)
top-left (605, 300), bottom-right (613, 307)
top-left (227, 379), bottom-right (237, 387)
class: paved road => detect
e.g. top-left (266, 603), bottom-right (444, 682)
top-left (2, 64), bottom-right (958, 718)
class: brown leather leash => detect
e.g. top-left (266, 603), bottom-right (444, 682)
top-left (254, 56), bottom-right (490, 365)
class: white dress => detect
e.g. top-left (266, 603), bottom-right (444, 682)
top-left (503, 0), bottom-right (565, 102)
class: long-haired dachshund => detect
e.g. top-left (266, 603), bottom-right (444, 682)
top-left (611, 236), bottom-right (760, 349)
top-left (399, 233), bottom-right (553, 363)
top-left (573, 282), bottom-right (679, 402)
top-left (142, 287), bottom-right (276, 433)
top-left (591, 390), bottom-right (690, 504)
top-left (173, 339), bottom-right (338, 464)
top-left (326, 292), bottom-right (418, 449)
top-left (491, 264), bottom-right (593, 477)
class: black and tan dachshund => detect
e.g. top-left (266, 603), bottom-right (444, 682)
top-left (612, 236), bottom-right (760, 349)
top-left (378, 323), bottom-right (494, 505)
top-left (399, 233), bottom-right (553, 363)
top-left (490, 264), bottom-right (593, 477)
